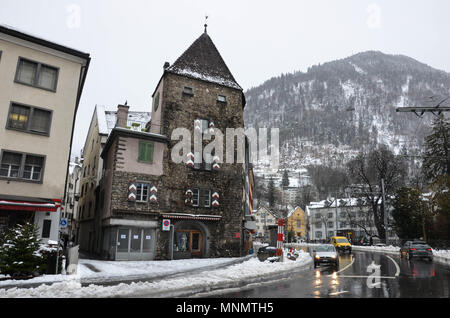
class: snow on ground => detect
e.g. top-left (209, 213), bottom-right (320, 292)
top-left (0, 257), bottom-right (241, 288)
top-left (0, 250), bottom-right (312, 298)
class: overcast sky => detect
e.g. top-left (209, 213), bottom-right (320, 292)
top-left (1, 0), bottom-right (449, 157)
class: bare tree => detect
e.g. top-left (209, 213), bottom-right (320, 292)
top-left (347, 145), bottom-right (407, 240)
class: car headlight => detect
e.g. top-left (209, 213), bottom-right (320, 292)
top-left (315, 255), bottom-right (320, 259)
top-left (331, 255), bottom-right (336, 259)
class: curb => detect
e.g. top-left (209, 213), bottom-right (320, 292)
top-left (127, 255), bottom-right (313, 298)
top-left (0, 255), bottom-right (256, 291)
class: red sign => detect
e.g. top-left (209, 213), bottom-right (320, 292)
top-left (235, 232), bottom-right (241, 239)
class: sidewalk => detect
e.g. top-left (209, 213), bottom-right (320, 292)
top-left (0, 248), bottom-right (313, 298)
top-left (0, 254), bottom-right (255, 290)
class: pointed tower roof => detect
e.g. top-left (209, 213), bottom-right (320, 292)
top-left (166, 32), bottom-right (242, 91)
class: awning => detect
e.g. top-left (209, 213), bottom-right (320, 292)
top-left (0, 198), bottom-right (61, 212)
top-left (161, 213), bottom-right (222, 222)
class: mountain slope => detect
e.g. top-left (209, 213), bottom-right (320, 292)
top-left (244, 51), bottom-right (450, 171)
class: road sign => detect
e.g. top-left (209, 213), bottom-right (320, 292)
top-left (60, 218), bottom-right (68, 229)
top-left (162, 219), bottom-right (171, 231)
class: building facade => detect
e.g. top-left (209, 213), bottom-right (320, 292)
top-left (306, 197), bottom-right (397, 243)
top-left (96, 29), bottom-right (251, 260)
top-left (62, 158), bottom-right (82, 243)
top-left (253, 207), bottom-right (278, 240)
top-left (286, 206), bottom-right (307, 240)
top-left (0, 25), bottom-right (90, 242)
top-left (76, 104), bottom-right (150, 254)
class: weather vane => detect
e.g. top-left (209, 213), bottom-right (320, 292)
top-left (204, 14), bottom-right (209, 33)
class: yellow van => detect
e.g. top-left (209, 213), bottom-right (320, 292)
top-left (330, 236), bottom-right (352, 254)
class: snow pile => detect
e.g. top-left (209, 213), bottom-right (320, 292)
top-left (432, 249), bottom-right (450, 260)
top-left (0, 252), bottom-right (312, 298)
top-left (351, 245), bottom-right (400, 254)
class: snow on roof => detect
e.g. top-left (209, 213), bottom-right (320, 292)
top-left (97, 106), bottom-right (151, 136)
top-left (167, 32), bottom-right (242, 91)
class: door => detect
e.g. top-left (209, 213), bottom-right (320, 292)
top-left (175, 230), bottom-right (203, 257)
top-left (190, 231), bottom-right (203, 257)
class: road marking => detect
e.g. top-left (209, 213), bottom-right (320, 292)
top-left (385, 255), bottom-right (400, 277)
top-left (337, 275), bottom-right (397, 279)
top-left (328, 255), bottom-right (355, 277)
top-left (329, 290), bottom-right (349, 296)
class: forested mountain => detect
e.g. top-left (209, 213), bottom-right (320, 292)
top-left (244, 51), bottom-right (450, 171)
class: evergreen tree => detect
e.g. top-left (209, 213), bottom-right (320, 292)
top-left (268, 179), bottom-right (276, 208)
top-left (282, 169), bottom-right (290, 187)
top-left (422, 115), bottom-right (450, 183)
top-left (0, 221), bottom-right (43, 277)
top-left (392, 187), bottom-right (433, 240)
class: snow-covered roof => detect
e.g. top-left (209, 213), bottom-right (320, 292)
top-left (96, 105), bottom-right (151, 136)
top-left (166, 32), bottom-right (242, 91)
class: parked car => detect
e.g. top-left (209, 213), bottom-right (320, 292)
top-left (313, 244), bottom-right (339, 269)
top-left (257, 246), bottom-right (277, 262)
top-left (400, 241), bottom-right (433, 261)
top-left (330, 236), bottom-right (352, 254)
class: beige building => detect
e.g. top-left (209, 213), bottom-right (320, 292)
top-left (253, 207), bottom-right (278, 240)
top-left (76, 104), bottom-right (150, 254)
top-left (0, 25), bottom-right (90, 242)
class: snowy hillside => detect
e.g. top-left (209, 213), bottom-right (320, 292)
top-left (244, 51), bottom-right (450, 172)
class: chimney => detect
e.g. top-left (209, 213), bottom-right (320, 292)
top-left (164, 62), bottom-right (170, 70)
top-left (116, 104), bottom-right (130, 128)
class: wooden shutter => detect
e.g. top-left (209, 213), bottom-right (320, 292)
top-left (139, 142), bottom-right (154, 163)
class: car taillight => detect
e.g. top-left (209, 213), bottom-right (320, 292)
top-left (427, 248), bottom-right (432, 251)
top-left (409, 248), bottom-right (416, 251)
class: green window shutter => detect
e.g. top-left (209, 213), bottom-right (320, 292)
top-left (139, 141), bottom-right (154, 163)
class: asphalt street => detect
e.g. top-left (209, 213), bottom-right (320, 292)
top-left (214, 247), bottom-right (450, 298)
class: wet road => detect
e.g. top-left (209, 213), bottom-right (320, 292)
top-left (214, 247), bottom-right (450, 298)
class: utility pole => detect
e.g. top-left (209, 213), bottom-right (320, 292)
top-left (335, 191), bottom-right (339, 237)
top-left (381, 178), bottom-right (388, 245)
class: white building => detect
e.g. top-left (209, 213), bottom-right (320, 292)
top-left (253, 206), bottom-right (279, 240)
top-left (306, 197), bottom-right (397, 243)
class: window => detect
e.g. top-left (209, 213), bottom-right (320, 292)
top-left (41, 220), bottom-right (51, 238)
top-left (192, 189), bottom-right (211, 208)
top-left (297, 220), bottom-right (301, 228)
top-left (327, 221), bottom-right (334, 228)
top-left (0, 151), bottom-right (45, 182)
top-left (0, 152), bottom-right (21, 178)
top-left (7, 103), bottom-right (52, 135)
top-left (315, 222), bottom-right (322, 228)
top-left (138, 141), bottom-right (154, 163)
top-left (183, 86), bottom-right (194, 96)
top-left (217, 95), bottom-right (227, 103)
top-left (23, 155), bottom-right (43, 181)
top-left (327, 213), bottom-right (333, 219)
top-left (154, 92), bottom-right (160, 112)
top-left (136, 183), bottom-right (149, 202)
top-left (315, 231), bottom-right (322, 239)
top-left (15, 57), bottom-right (58, 91)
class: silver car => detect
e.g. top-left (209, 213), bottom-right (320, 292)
top-left (313, 244), bottom-right (339, 269)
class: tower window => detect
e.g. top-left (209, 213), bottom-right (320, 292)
top-left (217, 95), bottom-right (227, 103)
top-left (183, 86), bottom-right (194, 96)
